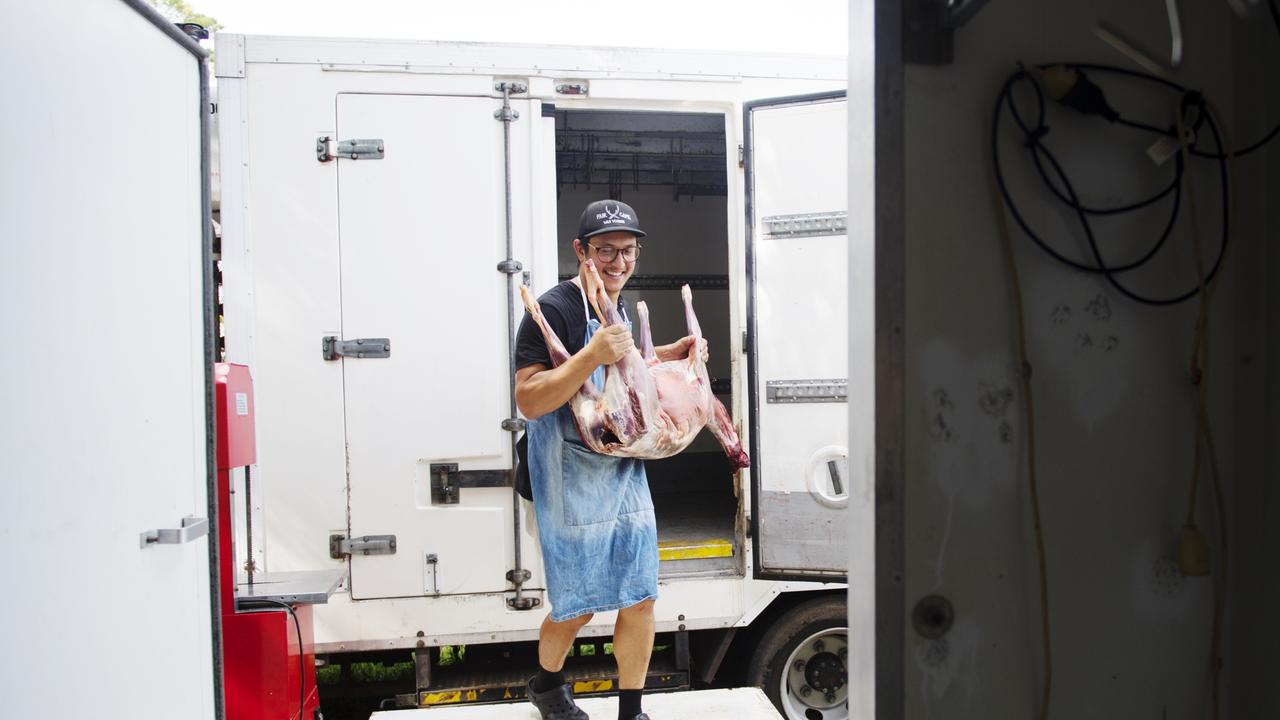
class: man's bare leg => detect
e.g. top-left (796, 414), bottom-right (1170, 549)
top-left (539, 612), bottom-right (593, 673)
top-left (609, 597), bottom-right (650, 717)
top-left (530, 613), bottom-right (594, 719)
top-left (613, 598), bottom-right (655, 719)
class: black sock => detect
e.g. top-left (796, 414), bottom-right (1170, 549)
top-left (618, 688), bottom-right (643, 719)
top-left (531, 667), bottom-right (565, 694)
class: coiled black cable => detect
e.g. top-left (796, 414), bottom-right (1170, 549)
top-left (992, 64), bottom-right (1232, 306)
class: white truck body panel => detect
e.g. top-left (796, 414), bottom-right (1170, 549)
top-left (215, 33), bottom-right (851, 651)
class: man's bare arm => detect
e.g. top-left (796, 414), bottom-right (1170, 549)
top-left (515, 324), bottom-right (635, 420)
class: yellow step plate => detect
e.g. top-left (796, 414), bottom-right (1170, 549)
top-left (658, 538), bottom-right (733, 561)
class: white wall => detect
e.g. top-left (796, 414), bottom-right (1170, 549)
top-left (902, 1), bottom-right (1278, 717)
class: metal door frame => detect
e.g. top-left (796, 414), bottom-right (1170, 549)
top-left (875, 1), bottom-right (906, 716)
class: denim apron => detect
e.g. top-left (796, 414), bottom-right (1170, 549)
top-left (526, 282), bottom-right (658, 622)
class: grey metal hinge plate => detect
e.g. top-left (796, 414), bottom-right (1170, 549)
top-left (330, 534), bottom-right (397, 558)
top-left (317, 136), bottom-right (385, 162)
top-left (762, 211), bottom-right (848, 240)
top-left (762, 211), bottom-right (847, 240)
top-left (766, 378), bottom-right (849, 403)
top-left (322, 336), bottom-right (390, 361)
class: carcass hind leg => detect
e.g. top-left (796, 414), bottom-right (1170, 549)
top-left (635, 301), bottom-right (657, 365)
top-left (680, 284), bottom-right (706, 370)
top-left (519, 284), bottom-right (598, 398)
top-left (708, 397), bottom-right (750, 469)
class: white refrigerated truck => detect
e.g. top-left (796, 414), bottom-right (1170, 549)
top-left (215, 33), bottom-right (865, 720)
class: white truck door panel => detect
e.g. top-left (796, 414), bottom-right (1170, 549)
top-left (1, 1), bottom-right (215, 716)
top-left (746, 93), bottom-right (850, 579)
top-left (336, 93), bottom-right (534, 599)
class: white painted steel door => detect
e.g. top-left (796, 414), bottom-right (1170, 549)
top-left (746, 93), bottom-right (850, 579)
top-left (0, 1), bottom-right (215, 717)
top-left (336, 93), bottom-right (544, 600)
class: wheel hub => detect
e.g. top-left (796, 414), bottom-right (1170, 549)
top-left (784, 630), bottom-right (849, 715)
top-left (803, 651), bottom-right (845, 694)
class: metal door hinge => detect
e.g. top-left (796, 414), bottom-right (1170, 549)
top-left (494, 82), bottom-right (527, 123)
top-left (317, 136), bottom-right (385, 162)
top-left (495, 81), bottom-right (528, 95)
top-left (501, 418), bottom-right (526, 432)
top-left (738, 144), bottom-right (744, 168)
top-left (330, 533), bottom-right (397, 558)
top-left (766, 378), bottom-right (849, 404)
top-left (762, 211), bottom-right (848, 239)
top-left (555, 82), bottom-right (588, 96)
top-left (322, 336), bottom-right (390, 361)
top-left (507, 595), bottom-right (542, 610)
top-left (140, 516), bottom-right (208, 549)
top-left (497, 259), bottom-right (523, 274)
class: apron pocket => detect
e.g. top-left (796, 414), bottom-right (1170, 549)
top-left (561, 441), bottom-right (627, 526)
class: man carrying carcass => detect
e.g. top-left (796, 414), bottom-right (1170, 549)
top-left (513, 199), bottom-right (705, 720)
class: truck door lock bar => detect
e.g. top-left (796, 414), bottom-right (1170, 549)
top-left (430, 463), bottom-right (510, 505)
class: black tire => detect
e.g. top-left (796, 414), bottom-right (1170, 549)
top-left (745, 595), bottom-right (848, 720)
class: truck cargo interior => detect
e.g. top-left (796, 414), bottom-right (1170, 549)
top-left (553, 108), bottom-right (741, 578)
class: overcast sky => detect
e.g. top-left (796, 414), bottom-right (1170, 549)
top-left (195, 0), bottom-right (849, 55)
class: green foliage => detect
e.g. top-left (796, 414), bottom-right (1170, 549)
top-left (315, 661), bottom-right (416, 685)
top-left (147, 0), bottom-right (222, 33)
top-left (437, 645), bottom-right (467, 666)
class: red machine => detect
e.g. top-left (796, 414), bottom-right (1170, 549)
top-left (216, 363), bottom-right (336, 720)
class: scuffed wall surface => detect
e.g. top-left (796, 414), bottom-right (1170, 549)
top-left (903, 1), bottom-right (1277, 718)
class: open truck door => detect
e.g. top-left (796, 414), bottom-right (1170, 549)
top-left (332, 90), bottom-right (555, 604)
top-left (2, 1), bottom-right (219, 716)
top-left (745, 91), bottom-right (850, 581)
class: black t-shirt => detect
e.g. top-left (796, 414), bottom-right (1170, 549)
top-left (515, 279), bottom-right (628, 373)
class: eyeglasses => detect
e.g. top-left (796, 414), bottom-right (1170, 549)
top-left (588, 243), bottom-right (642, 263)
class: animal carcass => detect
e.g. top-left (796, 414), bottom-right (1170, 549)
top-left (519, 260), bottom-right (750, 469)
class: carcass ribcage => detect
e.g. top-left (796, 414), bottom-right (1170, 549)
top-left (519, 261), bottom-right (750, 470)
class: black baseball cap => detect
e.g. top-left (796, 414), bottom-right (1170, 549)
top-left (576, 200), bottom-right (647, 240)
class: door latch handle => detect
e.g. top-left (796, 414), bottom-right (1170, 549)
top-left (140, 516), bottom-right (209, 549)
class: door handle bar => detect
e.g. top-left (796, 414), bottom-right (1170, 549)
top-left (140, 516), bottom-right (209, 549)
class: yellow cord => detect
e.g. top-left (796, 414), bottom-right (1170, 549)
top-left (989, 140), bottom-right (1052, 720)
top-left (1175, 97), bottom-right (1236, 720)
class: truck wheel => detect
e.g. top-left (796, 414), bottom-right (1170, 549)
top-left (746, 595), bottom-right (847, 720)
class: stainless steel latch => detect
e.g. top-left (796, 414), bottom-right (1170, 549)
top-left (140, 516), bottom-right (208, 549)
top-left (322, 336), bottom-right (390, 361)
top-left (330, 534), bottom-right (397, 558)
top-left (316, 136), bottom-right (385, 162)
